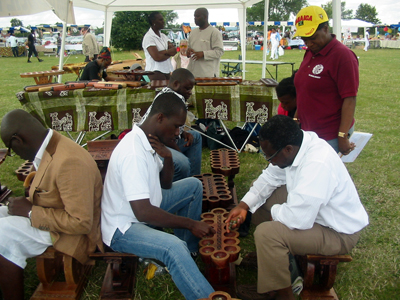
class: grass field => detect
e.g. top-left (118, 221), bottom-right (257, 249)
top-left (0, 46), bottom-right (399, 300)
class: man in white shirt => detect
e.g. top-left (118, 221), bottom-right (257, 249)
top-left (364, 29), bottom-right (370, 51)
top-left (187, 7), bottom-right (224, 77)
top-left (101, 93), bottom-right (215, 300)
top-left (7, 32), bottom-right (18, 57)
top-left (226, 115), bottom-right (369, 300)
top-left (139, 68), bottom-right (201, 181)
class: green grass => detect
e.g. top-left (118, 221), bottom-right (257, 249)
top-left (0, 47), bottom-right (399, 299)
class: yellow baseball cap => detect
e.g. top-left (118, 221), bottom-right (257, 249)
top-left (293, 6), bottom-right (329, 38)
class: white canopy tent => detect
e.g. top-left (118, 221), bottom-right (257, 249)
top-left (329, 19), bottom-right (374, 38)
top-left (1, 0), bottom-right (343, 79)
top-left (73, 0), bottom-right (264, 78)
top-left (73, 0), bottom-right (343, 79)
top-left (0, 0), bottom-right (75, 82)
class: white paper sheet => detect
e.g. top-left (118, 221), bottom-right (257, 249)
top-left (340, 132), bottom-right (373, 163)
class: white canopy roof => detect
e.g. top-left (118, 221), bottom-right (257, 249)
top-left (0, 0), bottom-right (75, 24)
top-left (329, 19), bottom-right (374, 32)
top-left (0, 0), bottom-right (345, 80)
top-left (73, 0), bottom-right (262, 11)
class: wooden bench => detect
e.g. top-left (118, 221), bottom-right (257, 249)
top-left (87, 139), bottom-right (139, 299)
top-left (31, 247), bottom-right (92, 300)
top-left (296, 254), bottom-right (352, 300)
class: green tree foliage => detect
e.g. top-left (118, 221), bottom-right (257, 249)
top-left (321, 1), bottom-right (353, 19)
top-left (246, 0), bottom-right (307, 21)
top-left (10, 18), bottom-right (23, 27)
top-left (355, 3), bottom-right (380, 24)
top-left (111, 11), bottom-right (177, 50)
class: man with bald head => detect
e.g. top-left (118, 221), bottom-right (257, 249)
top-left (187, 7), bottom-right (224, 77)
top-left (0, 109), bottom-right (103, 300)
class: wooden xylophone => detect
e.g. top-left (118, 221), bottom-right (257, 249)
top-left (195, 77), bottom-right (242, 86)
top-left (20, 70), bottom-right (65, 85)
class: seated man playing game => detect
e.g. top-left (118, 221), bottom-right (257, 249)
top-left (0, 109), bottom-right (103, 300)
top-left (139, 68), bottom-right (202, 181)
top-left (226, 115), bottom-right (369, 300)
top-left (80, 47), bottom-right (122, 82)
top-left (101, 93), bottom-right (215, 300)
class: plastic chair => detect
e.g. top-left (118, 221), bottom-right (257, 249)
top-left (221, 55), bottom-right (242, 77)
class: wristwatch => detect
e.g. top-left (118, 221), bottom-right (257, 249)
top-left (28, 210), bottom-right (32, 219)
top-left (338, 132), bottom-right (349, 138)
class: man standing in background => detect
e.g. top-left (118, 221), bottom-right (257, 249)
top-left (82, 26), bottom-right (99, 62)
top-left (27, 29), bottom-right (43, 63)
top-left (7, 32), bottom-right (18, 57)
top-left (187, 7), bottom-right (224, 77)
top-left (364, 29), bottom-right (370, 51)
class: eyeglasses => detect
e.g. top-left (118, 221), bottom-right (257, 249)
top-left (7, 133), bottom-right (17, 157)
top-left (264, 146), bottom-right (283, 162)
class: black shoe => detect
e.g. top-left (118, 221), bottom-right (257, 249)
top-left (27, 60), bottom-right (32, 63)
top-left (38, 59), bottom-right (43, 62)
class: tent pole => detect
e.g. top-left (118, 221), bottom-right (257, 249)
top-left (239, 5), bottom-right (246, 80)
top-left (57, 24), bottom-right (68, 83)
top-left (332, 0), bottom-right (341, 39)
top-left (262, 0), bottom-right (270, 78)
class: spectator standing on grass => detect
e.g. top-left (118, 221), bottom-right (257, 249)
top-left (293, 6), bottom-right (357, 155)
top-left (226, 115), bottom-right (369, 300)
top-left (8, 32), bottom-right (18, 57)
top-left (270, 28), bottom-right (281, 60)
top-left (82, 27), bottom-right (99, 62)
top-left (27, 29), bottom-right (43, 63)
top-left (187, 7), bottom-right (224, 77)
top-left (56, 33), bottom-right (62, 58)
top-left (364, 29), bottom-right (370, 51)
top-left (142, 11), bottom-right (177, 81)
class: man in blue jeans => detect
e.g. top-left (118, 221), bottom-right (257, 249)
top-left (141, 68), bottom-right (202, 181)
top-left (101, 93), bottom-right (215, 300)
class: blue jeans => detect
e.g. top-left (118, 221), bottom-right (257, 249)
top-left (110, 177), bottom-right (214, 300)
top-left (326, 124), bottom-right (355, 153)
top-left (167, 130), bottom-right (202, 182)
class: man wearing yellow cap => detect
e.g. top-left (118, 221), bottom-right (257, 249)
top-left (293, 6), bottom-right (357, 156)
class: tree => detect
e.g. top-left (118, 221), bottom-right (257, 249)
top-left (10, 18), bottom-right (23, 27)
top-left (321, 1), bottom-right (353, 19)
top-left (246, 0), bottom-right (307, 21)
top-left (355, 4), bottom-right (380, 24)
top-left (111, 11), bottom-right (177, 50)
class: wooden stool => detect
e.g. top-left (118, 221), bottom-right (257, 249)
top-left (296, 254), bottom-right (352, 300)
top-left (89, 251), bottom-right (138, 300)
top-left (87, 140), bottom-right (120, 183)
top-left (31, 247), bottom-right (92, 300)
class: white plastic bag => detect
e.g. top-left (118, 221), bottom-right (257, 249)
top-left (278, 46), bottom-right (284, 56)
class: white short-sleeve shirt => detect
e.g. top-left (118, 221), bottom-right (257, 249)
top-left (101, 124), bottom-right (163, 246)
top-left (142, 28), bottom-right (174, 74)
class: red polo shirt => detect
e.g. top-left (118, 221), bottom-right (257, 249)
top-left (294, 35), bottom-right (358, 141)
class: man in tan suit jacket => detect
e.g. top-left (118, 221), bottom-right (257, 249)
top-left (0, 109), bottom-right (103, 300)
